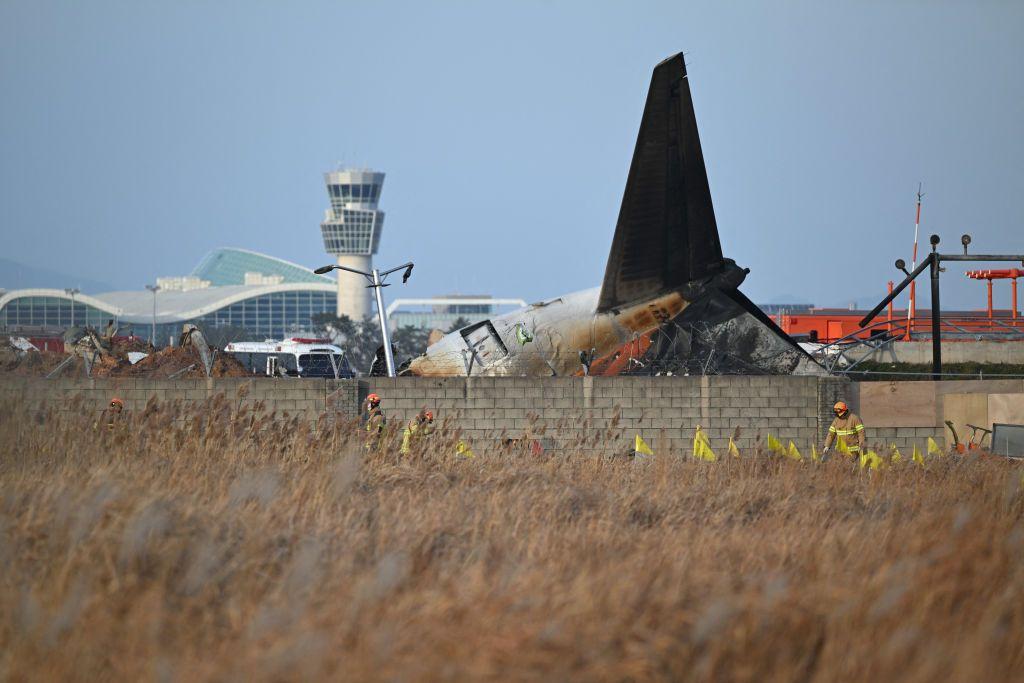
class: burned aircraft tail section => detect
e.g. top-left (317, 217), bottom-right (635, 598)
top-left (598, 53), bottom-right (726, 313)
top-left (406, 51), bottom-right (825, 378)
top-left (597, 52), bottom-right (823, 376)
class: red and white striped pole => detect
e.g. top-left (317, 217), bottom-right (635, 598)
top-left (906, 184), bottom-right (923, 338)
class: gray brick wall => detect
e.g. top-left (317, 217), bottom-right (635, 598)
top-left (0, 375), bottom-right (1009, 457)
top-left (869, 427), bottom-right (946, 454)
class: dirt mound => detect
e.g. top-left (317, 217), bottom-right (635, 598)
top-left (99, 346), bottom-right (249, 378)
top-left (109, 337), bottom-right (153, 355)
top-left (1, 340), bottom-right (250, 379)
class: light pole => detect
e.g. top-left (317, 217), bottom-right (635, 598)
top-left (313, 261), bottom-right (414, 377)
top-left (63, 288), bottom-right (80, 327)
top-left (145, 284), bottom-right (160, 346)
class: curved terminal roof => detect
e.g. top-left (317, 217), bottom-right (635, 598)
top-left (0, 288), bottom-right (120, 317)
top-left (0, 283), bottom-right (336, 325)
top-left (191, 247), bottom-right (333, 286)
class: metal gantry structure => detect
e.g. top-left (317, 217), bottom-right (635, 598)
top-left (966, 268), bottom-right (1021, 320)
top-left (860, 234), bottom-right (1024, 380)
top-left (313, 261), bottom-right (414, 377)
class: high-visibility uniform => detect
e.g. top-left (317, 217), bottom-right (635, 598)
top-left (825, 412), bottom-right (866, 453)
top-left (364, 406), bottom-right (385, 449)
top-left (400, 418), bottom-right (434, 455)
top-left (94, 408), bottom-right (125, 433)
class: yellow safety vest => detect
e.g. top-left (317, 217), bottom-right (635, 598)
top-left (828, 414), bottom-right (865, 452)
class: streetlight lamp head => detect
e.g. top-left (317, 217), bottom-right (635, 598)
top-left (314, 265), bottom-right (336, 275)
top-left (402, 264), bottom-right (414, 284)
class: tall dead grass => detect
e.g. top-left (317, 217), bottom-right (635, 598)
top-left (1, 393), bottom-right (1023, 682)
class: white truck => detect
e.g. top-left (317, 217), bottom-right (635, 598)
top-left (224, 337), bottom-right (356, 378)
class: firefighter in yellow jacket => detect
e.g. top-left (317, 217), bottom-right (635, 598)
top-left (400, 409), bottom-right (435, 455)
top-left (94, 397), bottom-right (125, 431)
top-left (363, 393), bottom-right (386, 450)
top-left (823, 401), bottom-right (865, 456)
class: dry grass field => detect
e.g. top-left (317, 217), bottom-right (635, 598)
top-left (1, 393), bottom-right (1023, 682)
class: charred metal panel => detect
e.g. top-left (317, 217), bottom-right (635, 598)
top-left (598, 52), bottom-right (724, 313)
top-left (634, 289), bottom-right (824, 376)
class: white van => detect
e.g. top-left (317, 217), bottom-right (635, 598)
top-left (224, 337), bottom-right (355, 378)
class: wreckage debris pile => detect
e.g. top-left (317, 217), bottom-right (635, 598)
top-left (0, 348), bottom-right (71, 377)
top-left (1, 337), bottom-right (249, 379)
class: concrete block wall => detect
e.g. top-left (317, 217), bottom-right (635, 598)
top-left (1, 375), bottom-right (844, 456)
top-left (5, 374), bottom-right (1017, 454)
top-left (868, 426), bottom-right (946, 453)
top-left (844, 340), bottom-right (1024, 365)
top-left (852, 379), bottom-right (1024, 452)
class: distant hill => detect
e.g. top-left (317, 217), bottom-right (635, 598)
top-left (762, 293), bottom-right (813, 305)
top-left (0, 257), bottom-right (115, 295)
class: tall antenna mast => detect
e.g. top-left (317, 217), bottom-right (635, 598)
top-left (906, 183), bottom-right (924, 337)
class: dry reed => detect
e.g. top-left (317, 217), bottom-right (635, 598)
top-left (1, 392), bottom-right (1022, 682)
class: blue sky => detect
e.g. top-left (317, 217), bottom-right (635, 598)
top-left (1, 1), bottom-right (1022, 310)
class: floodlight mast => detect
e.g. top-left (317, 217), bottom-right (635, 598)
top-left (313, 262), bottom-right (414, 377)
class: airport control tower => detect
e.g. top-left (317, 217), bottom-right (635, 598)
top-left (320, 169), bottom-right (386, 320)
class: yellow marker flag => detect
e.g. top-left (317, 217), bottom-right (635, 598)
top-left (692, 428), bottom-right (717, 462)
top-left (767, 433), bottom-right (786, 456)
top-left (890, 446), bottom-right (903, 465)
top-left (811, 444), bottom-right (820, 462)
top-left (859, 450), bottom-right (883, 470)
top-left (927, 437), bottom-right (943, 457)
top-left (455, 440), bottom-right (475, 458)
top-left (912, 444), bottom-right (925, 466)
top-left (634, 434), bottom-right (654, 456)
top-left (871, 450), bottom-right (884, 469)
top-left (697, 440), bottom-right (718, 462)
top-left (786, 441), bottom-right (803, 461)
top-left (728, 437), bottom-right (741, 458)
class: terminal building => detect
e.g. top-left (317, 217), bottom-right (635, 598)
top-left (1, 167), bottom-right (520, 346)
top-left (0, 249), bottom-right (337, 345)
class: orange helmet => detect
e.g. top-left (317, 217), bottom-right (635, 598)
top-left (110, 397), bottom-right (124, 408)
top-left (833, 401), bottom-right (848, 415)
top-left (367, 393), bottom-right (380, 405)
top-left (424, 410), bottom-right (433, 422)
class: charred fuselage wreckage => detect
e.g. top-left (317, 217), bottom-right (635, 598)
top-left (403, 53), bottom-right (824, 377)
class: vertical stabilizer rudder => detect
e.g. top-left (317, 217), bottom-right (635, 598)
top-left (598, 53), bottom-right (725, 312)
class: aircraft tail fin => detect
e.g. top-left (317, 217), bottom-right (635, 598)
top-left (597, 53), bottom-right (725, 313)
